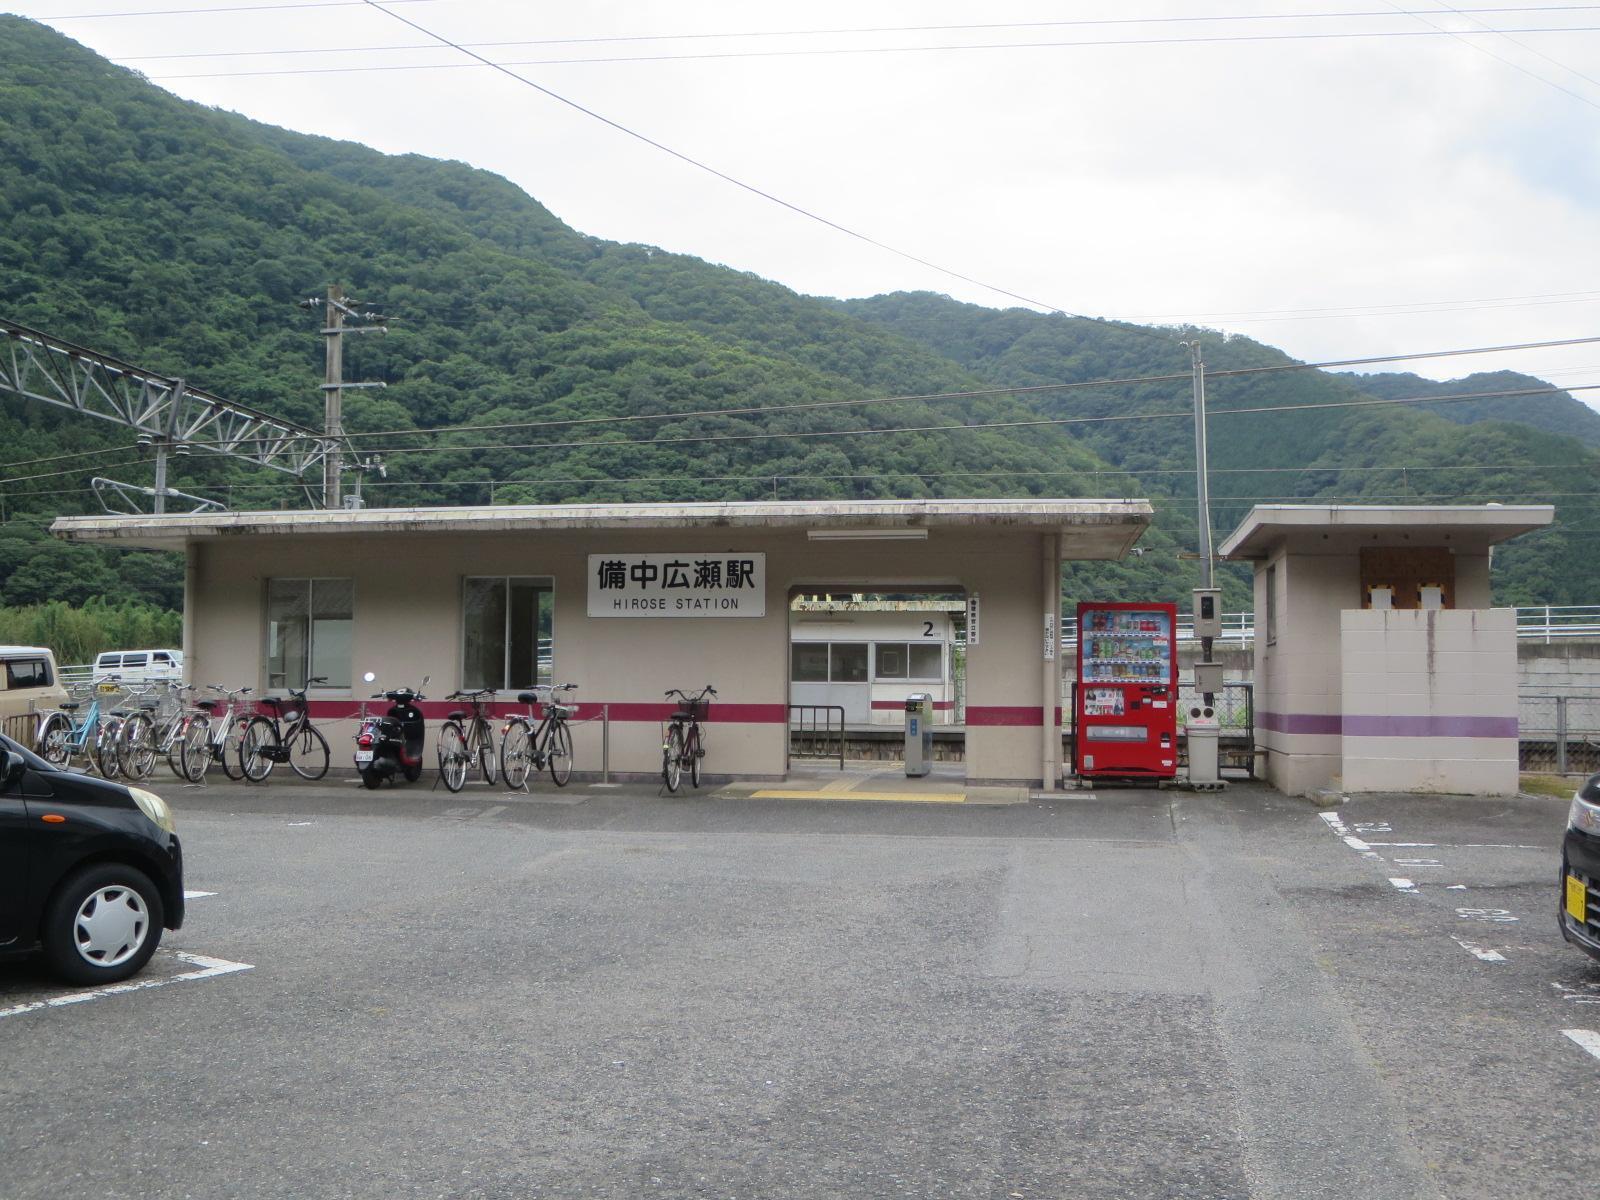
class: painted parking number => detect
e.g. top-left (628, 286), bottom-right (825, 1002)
top-left (1457, 907), bottom-right (1519, 923)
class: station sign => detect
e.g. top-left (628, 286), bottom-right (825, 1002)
top-left (587, 553), bottom-right (766, 618)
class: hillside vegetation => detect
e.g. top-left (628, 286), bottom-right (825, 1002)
top-left (2, 13), bottom-right (1596, 642)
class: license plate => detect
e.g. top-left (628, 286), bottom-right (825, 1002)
top-left (355, 750), bottom-right (374, 764)
top-left (1568, 875), bottom-right (1587, 923)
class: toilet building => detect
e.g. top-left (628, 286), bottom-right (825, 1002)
top-left (54, 498), bottom-right (1152, 788)
top-left (1218, 504), bottom-right (1553, 796)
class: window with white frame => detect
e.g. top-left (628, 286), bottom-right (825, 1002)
top-left (267, 578), bottom-right (353, 689)
top-left (463, 577), bottom-right (553, 691)
top-left (873, 642), bottom-right (943, 681)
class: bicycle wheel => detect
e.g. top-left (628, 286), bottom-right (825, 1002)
top-left (688, 725), bottom-right (701, 789)
top-left (548, 722), bottom-right (573, 787)
top-left (662, 724), bottom-right (683, 793)
top-left (95, 718), bottom-right (124, 778)
top-left (37, 714), bottom-right (71, 766)
top-left (500, 719), bottom-right (532, 789)
top-left (240, 716), bottom-right (279, 782)
top-left (214, 715), bottom-right (246, 781)
top-left (288, 723), bottom-right (331, 781)
top-left (438, 721), bottom-right (468, 793)
top-left (179, 715), bottom-right (211, 783)
top-left (121, 712), bottom-right (157, 781)
top-left (476, 721), bottom-right (498, 786)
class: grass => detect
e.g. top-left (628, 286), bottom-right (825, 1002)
top-left (1522, 774), bottom-right (1579, 798)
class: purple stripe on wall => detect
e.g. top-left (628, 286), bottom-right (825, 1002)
top-left (1258, 711), bottom-right (1342, 735)
top-left (1341, 714), bottom-right (1519, 739)
top-left (1260, 711), bottom-right (1517, 739)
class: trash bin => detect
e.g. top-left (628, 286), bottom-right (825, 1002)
top-left (1186, 703), bottom-right (1220, 788)
top-left (904, 693), bottom-right (933, 777)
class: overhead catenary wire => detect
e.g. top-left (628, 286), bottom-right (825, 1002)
top-left (307, 382), bottom-right (1600, 463)
top-left (146, 21), bottom-right (1600, 79)
top-left (27, 0), bottom-right (445, 19)
top-left (157, 332), bottom-right (1600, 453)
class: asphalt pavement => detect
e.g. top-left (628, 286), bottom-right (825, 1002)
top-left (1, 772), bottom-right (1592, 1199)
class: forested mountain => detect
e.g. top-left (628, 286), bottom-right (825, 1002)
top-left (1, 14), bottom-right (1595, 628)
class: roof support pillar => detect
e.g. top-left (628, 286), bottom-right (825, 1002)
top-left (1041, 531), bottom-right (1062, 790)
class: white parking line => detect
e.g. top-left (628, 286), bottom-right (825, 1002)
top-left (0, 950), bottom-right (254, 1021)
top-left (1451, 936), bottom-right (1507, 962)
top-left (183, 890), bottom-right (217, 899)
top-left (1388, 877), bottom-right (1420, 894)
top-left (1563, 1029), bottom-right (1600, 1061)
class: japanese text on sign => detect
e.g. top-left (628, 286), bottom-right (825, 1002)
top-left (587, 553), bottom-right (766, 617)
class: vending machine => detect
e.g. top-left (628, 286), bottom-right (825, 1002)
top-left (1073, 601), bottom-right (1178, 781)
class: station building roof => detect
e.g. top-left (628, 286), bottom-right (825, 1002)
top-left (1218, 503), bottom-right (1554, 559)
top-left (53, 497), bottom-right (1154, 559)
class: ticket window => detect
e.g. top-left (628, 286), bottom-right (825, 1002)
top-left (1359, 548), bottom-right (1455, 611)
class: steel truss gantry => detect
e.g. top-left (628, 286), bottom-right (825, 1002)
top-left (0, 317), bottom-right (346, 510)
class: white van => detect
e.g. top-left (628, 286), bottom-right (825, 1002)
top-left (0, 646), bottom-right (68, 738)
top-left (92, 648), bottom-right (184, 684)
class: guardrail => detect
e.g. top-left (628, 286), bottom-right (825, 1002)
top-left (789, 704), bottom-right (845, 770)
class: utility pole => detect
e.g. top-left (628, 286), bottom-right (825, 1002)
top-left (301, 287), bottom-right (388, 509)
top-left (1182, 338), bottom-right (1222, 710)
top-left (1186, 339), bottom-right (1214, 591)
top-left (322, 284), bottom-right (344, 508)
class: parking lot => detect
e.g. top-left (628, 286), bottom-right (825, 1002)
top-left (2, 775), bottom-right (1594, 1199)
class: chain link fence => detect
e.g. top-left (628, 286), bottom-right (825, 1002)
top-left (1520, 692), bottom-right (1600, 775)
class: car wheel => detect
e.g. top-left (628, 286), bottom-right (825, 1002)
top-left (40, 863), bottom-right (165, 986)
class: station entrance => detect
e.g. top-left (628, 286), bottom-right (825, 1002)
top-left (786, 586), bottom-right (968, 780)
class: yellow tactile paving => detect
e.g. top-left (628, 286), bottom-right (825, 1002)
top-left (747, 789), bottom-right (967, 804)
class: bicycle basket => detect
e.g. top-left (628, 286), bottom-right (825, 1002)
top-left (685, 698), bottom-right (711, 722)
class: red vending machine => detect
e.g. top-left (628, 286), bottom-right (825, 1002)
top-left (1073, 601), bottom-right (1178, 781)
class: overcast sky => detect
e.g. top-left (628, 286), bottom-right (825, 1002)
top-left (14, 0), bottom-right (1600, 392)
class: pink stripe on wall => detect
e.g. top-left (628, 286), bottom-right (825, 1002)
top-left (1260, 711), bottom-right (1517, 738)
top-left (966, 706), bottom-right (1064, 727)
top-left (870, 700), bottom-right (955, 711)
top-left (301, 699), bottom-right (789, 723)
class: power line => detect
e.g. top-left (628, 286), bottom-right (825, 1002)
top-left (1126, 290), bottom-right (1600, 324)
top-left (0, 442), bottom-right (139, 470)
top-left (146, 22), bottom-right (1600, 79)
top-left (107, 5), bottom-right (1600, 60)
top-left (164, 332), bottom-right (1600, 453)
top-left (27, 0), bottom-right (445, 19)
top-left (344, 0), bottom-right (1079, 319)
top-left (1383, 0), bottom-right (1600, 111)
top-left (323, 382), bottom-right (1600, 463)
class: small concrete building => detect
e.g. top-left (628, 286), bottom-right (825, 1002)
top-left (54, 498), bottom-right (1151, 788)
top-left (1218, 504), bottom-right (1553, 796)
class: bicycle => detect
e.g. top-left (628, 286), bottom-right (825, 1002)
top-left (36, 677), bottom-right (125, 777)
top-left (239, 677), bottom-right (333, 782)
top-left (195, 685), bottom-right (253, 781)
top-left (437, 688), bottom-right (500, 794)
top-left (113, 680), bottom-right (175, 781)
top-left (499, 684), bottom-right (578, 789)
top-left (661, 685), bottom-right (715, 793)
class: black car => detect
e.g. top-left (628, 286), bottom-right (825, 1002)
top-left (0, 732), bottom-right (183, 985)
top-left (1561, 773), bottom-right (1600, 962)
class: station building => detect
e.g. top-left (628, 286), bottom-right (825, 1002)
top-left (54, 499), bottom-right (1151, 788)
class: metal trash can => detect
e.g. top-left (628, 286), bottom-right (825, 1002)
top-left (904, 693), bottom-right (933, 777)
top-left (1186, 703), bottom-right (1221, 789)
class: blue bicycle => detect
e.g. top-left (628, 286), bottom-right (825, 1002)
top-left (37, 679), bottom-right (127, 777)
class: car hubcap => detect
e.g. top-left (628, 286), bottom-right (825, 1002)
top-left (74, 886), bottom-right (148, 967)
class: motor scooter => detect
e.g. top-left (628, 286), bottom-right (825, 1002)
top-left (355, 673), bottom-right (429, 789)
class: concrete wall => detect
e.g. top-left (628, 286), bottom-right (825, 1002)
top-left (1340, 608), bottom-right (1518, 794)
top-left (186, 526), bottom-right (1057, 785)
